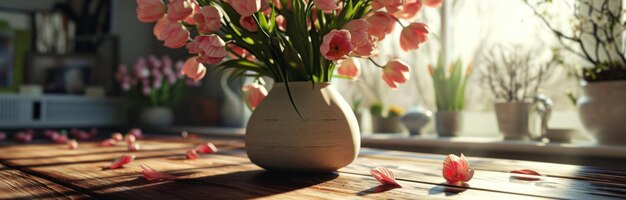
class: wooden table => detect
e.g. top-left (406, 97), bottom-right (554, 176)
top-left (1, 137), bottom-right (625, 199)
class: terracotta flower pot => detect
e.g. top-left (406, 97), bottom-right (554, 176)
top-left (578, 81), bottom-right (626, 145)
top-left (245, 82), bottom-right (360, 173)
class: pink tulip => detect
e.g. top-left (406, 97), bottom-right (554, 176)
top-left (141, 164), bottom-right (177, 181)
top-left (242, 82), bottom-right (268, 111)
top-left (239, 15), bottom-right (259, 32)
top-left (194, 6), bottom-right (222, 33)
top-left (275, 15), bottom-right (286, 31)
top-left (167, 0), bottom-right (196, 21)
top-left (337, 58), bottom-right (361, 80)
top-left (260, 0), bottom-right (271, 11)
top-left (374, 0), bottom-right (403, 7)
top-left (400, 22), bottom-right (428, 51)
top-left (424, 0), bottom-right (444, 8)
top-left (314, 0), bottom-right (337, 12)
top-left (187, 35), bottom-right (227, 64)
top-left (366, 11), bottom-right (396, 40)
top-left (392, 0), bottom-right (422, 20)
top-left (160, 23), bottom-right (190, 48)
top-left (320, 29), bottom-right (354, 61)
top-left (227, 43), bottom-right (249, 59)
top-left (343, 19), bottom-right (370, 47)
top-left (229, 0), bottom-right (261, 17)
top-left (443, 154), bottom-right (474, 183)
top-left (108, 155), bottom-right (135, 169)
top-left (136, 0), bottom-right (165, 22)
top-left (153, 16), bottom-right (175, 40)
top-left (181, 56), bottom-right (207, 81)
top-left (14, 131), bottom-right (33, 143)
top-left (382, 59), bottom-right (410, 89)
top-left (67, 139), bottom-right (78, 150)
top-left (51, 134), bottom-right (68, 144)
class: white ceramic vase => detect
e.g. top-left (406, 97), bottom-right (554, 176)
top-left (578, 81), bottom-right (626, 145)
top-left (139, 106), bottom-right (174, 127)
top-left (245, 82), bottom-right (360, 173)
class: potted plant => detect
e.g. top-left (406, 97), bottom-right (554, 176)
top-left (136, 0), bottom-right (433, 172)
top-left (430, 56), bottom-right (471, 137)
top-left (369, 103), bottom-right (406, 133)
top-left (115, 55), bottom-right (195, 127)
top-left (479, 45), bottom-right (559, 140)
top-left (526, 0), bottom-right (626, 144)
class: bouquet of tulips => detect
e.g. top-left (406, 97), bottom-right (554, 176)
top-left (115, 55), bottom-right (198, 107)
top-left (136, 0), bottom-right (438, 109)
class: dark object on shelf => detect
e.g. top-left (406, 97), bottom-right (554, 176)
top-left (24, 53), bottom-right (99, 94)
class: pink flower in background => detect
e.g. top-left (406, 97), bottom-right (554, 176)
top-left (320, 29), bottom-right (354, 61)
top-left (160, 23), bottom-right (190, 48)
top-left (142, 81), bottom-right (151, 95)
top-left (134, 58), bottom-right (150, 78)
top-left (242, 82), bottom-right (268, 111)
top-left (136, 0), bottom-right (165, 22)
top-left (337, 58), bottom-right (361, 80)
top-left (154, 16), bottom-right (175, 40)
top-left (314, 0), bottom-right (338, 11)
top-left (382, 60), bottom-right (410, 89)
top-left (229, 0), bottom-right (261, 17)
top-left (67, 139), bottom-right (78, 150)
top-left (370, 166), bottom-right (402, 187)
top-left (187, 35), bottom-right (227, 64)
top-left (128, 128), bottom-right (143, 139)
top-left (167, 0), bottom-right (196, 21)
top-left (186, 149), bottom-right (199, 159)
top-left (392, 0), bottom-right (422, 20)
top-left (51, 134), bottom-right (68, 144)
top-left (0, 132), bottom-right (6, 141)
top-left (343, 19), bottom-right (370, 47)
top-left (141, 164), bottom-right (177, 181)
top-left (14, 131), bottom-right (33, 143)
top-left (400, 22), bottom-right (428, 51)
top-left (101, 138), bottom-right (117, 147)
top-left (194, 6), bottom-right (222, 33)
top-left (112, 132), bottom-right (123, 142)
top-left (115, 64), bottom-right (128, 82)
top-left (108, 155), bottom-right (135, 169)
top-left (366, 11), bottom-right (396, 40)
top-left (239, 15), bottom-right (259, 32)
top-left (443, 153), bottom-right (474, 184)
top-left (424, 0), bottom-right (443, 8)
top-left (148, 55), bottom-right (162, 69)
top-left (181, 56), bottom-right (207, 81)
top-left (195, 142), bottom-right (218, 154)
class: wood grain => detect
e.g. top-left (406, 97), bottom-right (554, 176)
top-left (0, 164), bottom-right (89, 200)
top-left (0, 137), bottom-right (624, 199)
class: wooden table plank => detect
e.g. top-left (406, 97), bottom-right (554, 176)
top-left (0, 138), bottom-right (623, 199)
top-left (0, 164), bottom-right (89, 200)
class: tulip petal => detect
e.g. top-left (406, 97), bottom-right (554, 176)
top-left (109, 155), bottom-right (136, 169)
top-left (195, 142), bottom-right (218, 154)
top-left (67, 139), bottom-right (78, 150)
top-left (510, 169), bottom-right (542, 181)
top-left (128, 143), bottom-right (141, 151)
top-left (101, 139), bottom-right (117, 147)
top-left (140, 164), bottom-right (177, 181)
top-left (370, 166), bottom-right (402, 187)
top-left (186, 149), bottom-right (199, 160)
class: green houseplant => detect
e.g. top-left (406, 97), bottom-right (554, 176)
top-left (136, 0), bottom-right (434, 172)
top-left (430, 55), bottom-right (471, 136)
top-left (525, 0), bottom-right (626, 144)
